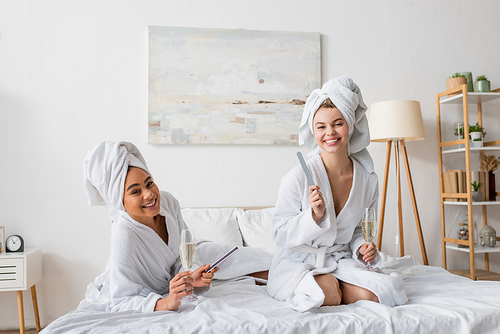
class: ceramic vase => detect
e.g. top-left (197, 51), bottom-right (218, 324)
top-left (474, 80), bottom-right (491, 92)
top-left (458, 72), bottom-right (474, 92)
top-left (470, 132), bottom-right (483, 147)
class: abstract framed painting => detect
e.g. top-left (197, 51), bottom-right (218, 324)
top-left (148, 26), bottom-right (320, 145)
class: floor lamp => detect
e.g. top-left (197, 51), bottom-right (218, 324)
top-left (369, 100), bottom-right (429, 265)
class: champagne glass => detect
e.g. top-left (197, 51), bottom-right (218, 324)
top-left (362, 207), bottom-right (378, 271)
top-left (180, 229), bottom-right (197, 302)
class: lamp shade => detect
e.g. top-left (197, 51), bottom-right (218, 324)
top-left (369, 100), bottom-right (425, 142)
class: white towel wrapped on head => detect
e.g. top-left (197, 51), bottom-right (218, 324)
top-left (298, 75), bottom-right (374, 173)
top-left (83, 141), bottom-right (150, 222)
top-left (80, 141), bottom-right (273, 312)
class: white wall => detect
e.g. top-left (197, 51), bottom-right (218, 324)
top-left (1, 0), bottom-right (500, 329)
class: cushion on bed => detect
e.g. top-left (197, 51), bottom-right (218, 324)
top-left (236, 207), bottom-right (277, 254)
top-left (181, 208), bottom-right (244, 247)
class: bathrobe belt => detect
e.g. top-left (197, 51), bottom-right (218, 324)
top-left (293, 244), bottom-right (349, 268)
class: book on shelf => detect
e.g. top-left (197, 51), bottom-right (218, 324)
top-left (485, 171), bottom-right (490, 201)
top-left (481, 171), bottom-right (489, 201)
top-left (443, 170), bottom-right (459, 201)
top-left (450, 169), bottom-right (466, 201)
top-left (443, 170), bottom-right (490, 202)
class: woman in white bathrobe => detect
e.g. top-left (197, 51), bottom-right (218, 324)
top-left (83, 141), bottom-right (216, 312)
top-left (267, 76), bottom-right (407, 312)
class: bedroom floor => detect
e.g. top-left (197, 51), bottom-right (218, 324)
top-left (0, 330), bottom-right (39, 334)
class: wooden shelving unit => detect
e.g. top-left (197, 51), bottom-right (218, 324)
top-left (436, 84), bottom-right (500, 281)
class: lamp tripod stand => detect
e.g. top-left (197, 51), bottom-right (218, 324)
top-left (377, 139), bottom-right (429, 265)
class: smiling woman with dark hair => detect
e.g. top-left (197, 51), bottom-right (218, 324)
top-left (83, 141), bottom-right (217, 312)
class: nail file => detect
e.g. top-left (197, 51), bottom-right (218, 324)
top-left (205, 246), bottom-right (239, 273)
top-left (297, 152), bottom-right (315, 187)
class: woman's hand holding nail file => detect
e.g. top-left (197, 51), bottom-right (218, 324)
top-left (297, 152), bottom-right (325, 221)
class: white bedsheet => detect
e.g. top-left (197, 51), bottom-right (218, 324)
top-left (41, 255), bottom-right (500, 334)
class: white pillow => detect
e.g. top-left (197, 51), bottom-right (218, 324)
top-left (237, 207), bottom-right (277, 254)
top-left (181, 208), bottom-right (244, 247)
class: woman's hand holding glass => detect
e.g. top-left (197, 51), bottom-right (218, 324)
top-left (309, 185), bottom-right (325, 222)
top-left (180, 229), bottom-right (199, 301)
top-left (361, 207), bottom-right (378, 270)
top-left (154, 270), bottom-right (195, 311)
top-left (154, 265), bottom-right (219, 311)
top-left (179, 229), bottom-right (220, 303)
top-left (359, 243), bottom-right (378, 264)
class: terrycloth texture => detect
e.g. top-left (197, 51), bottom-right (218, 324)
top-left (79, 190), bottom-right (208, 312)
top-left (83, 141), bottom-right (150, 222)
top-left (39, 254), bottom-right (500, 334)
top-left (196, 240), bottom-right (272, 282)
top-left (80, 141), bottom-right (272, 313)
top-left (267, 154), bottom-right (407, 312)
top-left (78, 190), bottom-right (273, 313)
top-left (298, 76), bottom-right (374, 173)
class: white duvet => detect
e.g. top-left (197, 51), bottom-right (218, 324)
top-left (41, 254), bottom-right (500, 334)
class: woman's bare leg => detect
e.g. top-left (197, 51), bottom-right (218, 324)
top-left (249, 271), bottom-right (268, 285)
top-left (314, 274), bottom-right (342, 306)
top-left (339, 281), bottom-right (379, 304)
top-left (249, 271), bottom-right (268, 280)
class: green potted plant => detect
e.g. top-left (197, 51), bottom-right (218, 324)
top-left (446, 73), bottom-right (467, 96)
top-left (474, 75), bottom-right (491, 92)
top-left (471, 181), bottom-right (483, 202)
top-left (469, 122), bottom-right (486, 147)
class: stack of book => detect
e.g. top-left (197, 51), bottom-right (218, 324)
top-left (443, 170), bottom-right (490, 202)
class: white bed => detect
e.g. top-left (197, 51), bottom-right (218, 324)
top-left (40, 208), bottom-right (500, 334)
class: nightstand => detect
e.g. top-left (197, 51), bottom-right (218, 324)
top-left (0, 249), bottom-right (42, 334)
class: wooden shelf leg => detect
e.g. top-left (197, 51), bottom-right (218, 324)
top-left (17, 290), bottom-right (25, 334)
top-left (31, 285), bottom-right (41, 332)
top-left (377, 140), bottom-right (392, 250)
top-left (436, 94), bottom-right (447, 270)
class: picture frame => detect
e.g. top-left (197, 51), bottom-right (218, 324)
top-left (148, 26), bottom-right (321, 145)
top-left (0, 226), bottom-right (4, 253)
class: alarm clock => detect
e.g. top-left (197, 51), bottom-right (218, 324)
top-left (6, 234), bottom-right (24, 252)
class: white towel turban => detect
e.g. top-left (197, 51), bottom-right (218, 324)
top-left (83, 141), bottom-right (150, 222)
top-left (298, 75), bottom-right (374, 173)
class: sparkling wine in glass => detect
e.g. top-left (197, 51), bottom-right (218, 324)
top-left (362, 207), bottom-right (378, 271)
top-left (180, 229), bottom-right (197, 302)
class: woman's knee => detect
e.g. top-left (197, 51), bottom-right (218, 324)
top-left (314, 274), bottom-right (342, 306)
top-left (356, 288), bottom-right (379, 303)
top-left (340, 281), bottom-right (379, 304)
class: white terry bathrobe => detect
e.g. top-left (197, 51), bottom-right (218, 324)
top-left (81, 141), bottom-right (208, 312)
top-left (81, 141), bottom-right (271, 313)
top-left (108, 190), bottom-right (201, 312)
top-left (267, 76), bottom-right (407, 312)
